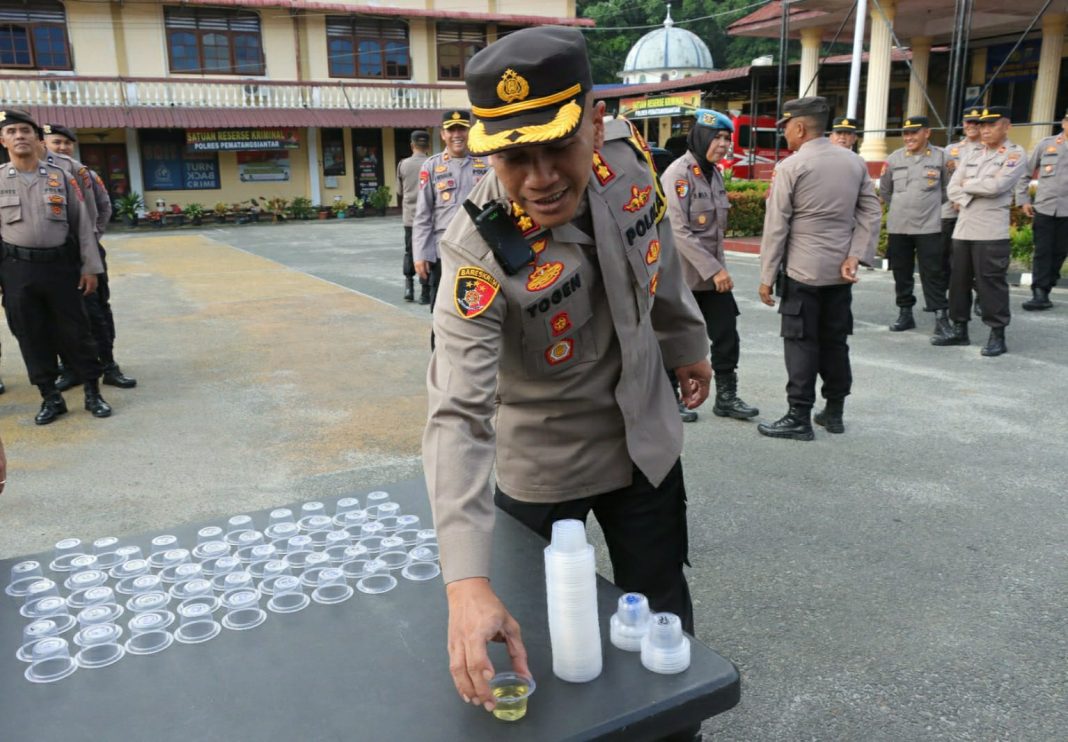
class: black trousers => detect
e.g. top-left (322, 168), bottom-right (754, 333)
top-left (779, 278), bottom-right (853, 409)
top-left (888, 232), bottom-right (948, 311)
top-left (941, 218), bottom-right (956, 281)
top-left (495, 459), bottom-right (694, 635)
top-left (692, 289), bottom-right (740, 373)
top-left (403, 227), bottom-right (428, 286)
top-left (83, 245), bottom-right (116, 364)
top-left (1, 258), bottom-right (101, 387)
top-left (949, 239), bottom-right (1010, 328)
top-left (428, 259), bottom-right (442, 310)
top-left (1031, 212), bottom-right (1068, 292)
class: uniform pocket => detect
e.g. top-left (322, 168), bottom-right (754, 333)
top-left (778, 295), bottom-right (804, 339)
top-left (0, 195), bottom-right (21, 224)
top-left (44, 194), bottom-right (67, 221)
top-left (520, 268), bottom-right (595, 376)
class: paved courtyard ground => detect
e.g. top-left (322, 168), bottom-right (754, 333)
top-left (2, 217), bottom-right (1065, 740)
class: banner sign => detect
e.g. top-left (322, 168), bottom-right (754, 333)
top-left (237, 151), bottom-right (291, 182)
top-left (186, 128), bottom-right (300, 152)
top-left (618, 90), bottom-right (702, 119)
top-left (985, 41), bottom-right (1041, 83)
top-left (142, 140), bottom-right (219, 190)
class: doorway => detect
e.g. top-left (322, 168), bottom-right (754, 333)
top-left (79, 143), bottom-right (131, 212)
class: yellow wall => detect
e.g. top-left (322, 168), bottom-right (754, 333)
top-left (120, 4), bottom-right (169, 77)
top-left (65, 1), bottom-right (120, 76)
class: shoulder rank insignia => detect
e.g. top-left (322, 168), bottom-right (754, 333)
top-left (526, 261), bottom-right (563, 292)
top-left (550, 311), bottom-right (571, 337)
top-left (435, 164), bottom-right (447, 173)
top-left (454, 266), bottom-right (500, 319)
top-left (530, 238), bottom-right (547, 256)
top-left (623, 185), bottom-right (652, 213)
top-left (545, 338), bottom-right (574, 366)
top-left (645, 239), bottom-right (660, 265)
top-left (691, 164), bottom-right (702, 178)
top-left (472, 158), bottom-right (486, 169)
top-left (950, 147), bottom-right (959, 156)
top-left (649, 270), bottom-right (660, 296)
top-left (591, 151), bottom-right (615, 186)
top-left (675, 179), bottom-right (689, 198)
top-left (510, 201), bottom-right (541, 237)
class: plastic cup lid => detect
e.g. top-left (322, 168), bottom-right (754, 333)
top-left (356, 573), bottom-right (397, 595)
top-left (401, 561), bottom-right (441, 582)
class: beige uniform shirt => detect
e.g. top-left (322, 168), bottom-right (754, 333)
top-left (947, 141), bottom-right (1028, 241)
top-left (1017, 133), bottom-right (1068, 217)
top-left (0, 160), bottom-right (102, 274)
top-left (411, 151), bottom-right (489, 263)
top-left (89, 169), bottom-right (112, 237)
top-left (396, 151), bottom-right (428, 228)
top-left (941, 138), bottom-right (981, 220)
top-left (661, 150), bottom-right (730, 290)
top-left (880, 145), bottom-right (949, 234)
top-left (45, 153), bottom-right (98, 239)
top-left (423, 120), bottom-right (709, 583)
top-left (760, 137), bottom-right (882, 287)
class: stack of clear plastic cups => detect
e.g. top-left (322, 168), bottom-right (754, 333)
top-left (24, 636), bottom-right (77, 683)
top-left (311, 567), bottom-right (353, 605)
top-left (169, 565), bottom-right (208, 600)
top-left (610, 593), bottom-right (652, 652)
top-left (147, 535), bottom-right (180, 569)
top-left (640, 612), bottom-right (691, 674)
top-left (208, 556), bottom-right (242, 590)
top-left (416, 528), bottom-right (437, 545)
top-left (157, 549), bottom-right (192, 583)
top-left (284, 534), bottom-right (315, 569)
top-left (299, 551), bottom-right (331, 588)
top-left (91, 537), bottom-right (126, 570)
top-left (49, 539), bottom-right (85, 572)
top-left (305, 516), bottom-right (335, 545)
top-left (266, 575), bottom-right (308, 614)
top-left (7, 560), bottom-right (45, 597)
top-left (233, 530), bottom-right (266, 562)
top-left (246, 544), bottom-right (279, 577)
top-left (220, 588), bottom-right (266, 630)
top-left (125, 574), bottom-right (171, 615)
top-left (125, 611), bottom-right (174, 655)
top-left (401, 558), bottom-right (440, 582)
top-left (332, 497), bottom-right (361, 524)
top-left (543, 519), bottom-right (603, 683)
top-left (297, 501), bottom-right (326, 531)
top-left (371, 502), bottom-right (400, 522)
top-left (74, 622), bottom-right (125, 669)
top-left (20, 579), bottom-right (62, 619)
top-left (356, 558), bottom-right (397, 595)
top-left (195, 541), bottom-right (233, 576)
top-left (339, 545), bottom-right (371, 580)
top-left (336, 509), bottom-right (368, 535)
top-left (64, 566), bottom-right (107, 593)
top-left (215, 570), bottom-right (254, 599)
top-left (224, 515), bottom-right (255, 546)
top-left (76, 593), bottom-right (124, 626)
top-left (322, 530), bottom-right (351, 563)
top-left (175, 578), bottom-right (218, 614)
top-left (18, 618), bottom-right (69, 662)
top-left (376, 537), bottom-right (409, 571)
top-left (174, 601), bottom-right (221, 644)
top-left (265, 521), bottom-right (300, 550)
top-left (257, 559), bottom-right (290, 595)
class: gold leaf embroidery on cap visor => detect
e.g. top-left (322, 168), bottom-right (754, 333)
top-left (468, 99), bottom-right (583, 154)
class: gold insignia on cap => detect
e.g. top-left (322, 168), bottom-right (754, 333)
top-left (782, 112), bottom-right (792, 119)
top-left (904, 119), bottom-right (912, 127)
top-left (496, 68), bottom-right (530, 104)
top-left (701, 112), bottom-right (714, 125)
top-left (451, 112), bottom-right (461, 120)
top-left (842, 119), bottom-right (850, 126)
top-left (43, 124), bottom-right (53, 134)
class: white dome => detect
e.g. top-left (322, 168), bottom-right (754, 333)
top-left (621, 7), bottom-right (714, 75)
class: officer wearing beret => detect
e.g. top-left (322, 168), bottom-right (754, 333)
top-left (0, 109), bottom-right (112, 423)
top-left (937, 106), bottom-right (1027, 356)
top-left (397, 129), bottom-right (431, 303)
top-left (1018, 108), bottom-right (1068, 311)
top-left (942, 108), bottom-right (985, 315)
top-left (757, 97), bottom-right (881, 439)
top-left (830, 116), bottom-right (862, 151)
top-left (422, 26), bottom-right (711, 723)
top-left (412, 110), bottom-right (488, 313)
top-left (43, 124), bottom-right (137, 390)
top-left (661, 108), bottom-right (758, 423)
top-left (879, 116), bottom-right (953, 338)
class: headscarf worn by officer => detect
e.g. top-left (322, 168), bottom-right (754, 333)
top-left (1017, 107), bottom-right (1068, 311)
top-left (0, 109), bottom-right (112, 423)
top-left (661, 108), bottom-right (759, 423)
top-left (423, 26), bottom-right (711, 716)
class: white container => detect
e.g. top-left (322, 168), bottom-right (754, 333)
top-left (543, 519), bottom-right (602, 683)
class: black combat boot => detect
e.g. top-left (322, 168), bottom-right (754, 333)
top-left (55, 362), bottom-right (81, 391)
top-left (932, 309), bottom-right (953, 341)
top-left (403, 277), bottom-right (415, 302)
top-left (813, 398), bottom-right (845, 434)
top-left (889, 307), bottom-right (915, 332)
top-left (980, 327), bottom-right (1007, 357)
top-left (35, 385), bottom-right (68, 425)
top-left (418, 282), bottom-right (431, 305)
top-left (757, 405), bottom-right (814, 441)
top-left (102, 362), bottom-right (137, 389)
top-left (677, 400), bottom-right (698, 423)
top-left (712, 372), bottom-right (758, 419)
top-left (83, 380), bottom-right (113, 418)
top-left (0, 377), bottom-right (5, 395)
top-left (930, 321), bottom-right (969, 346)
top-left (1022, 286), bottom-right (1052, 311)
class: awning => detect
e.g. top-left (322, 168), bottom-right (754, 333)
top-left (27, 106), bottom-right (446, 130)
top-left (27, 106), bottom-right (128, 129)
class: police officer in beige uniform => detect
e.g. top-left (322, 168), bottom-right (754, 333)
top-left (937, 106), bottom-right (1027, 356)
top-left (0, 109), bottom-right (111, 423)
top-left (661, 108), bottom-right (758, 423)
top-left (942, 108), bottom-right (984, 315)
top-left (829, 116), bottom-right (862, 151)
top-left (757, 97), bottom-right (881, 440)
top-left (879, 116), bottom-right (952, 337)
top-left (43, 124), bottom-right (137, 390)
top-left (1018, 108), bottom-right (1068, 311)
top-left (412, 110), bottom-right (488, 311)
top-left (397, 129), bottom-right (430, 303)
top-left (423, 27), bottom-right (711, 725)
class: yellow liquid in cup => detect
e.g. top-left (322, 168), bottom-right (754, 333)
top-left (491, 683), bottom-right (530, 721)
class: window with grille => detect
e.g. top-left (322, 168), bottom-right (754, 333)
top-left (164, 7), bottom-right (263, 75)
top-left (437, 23), bottom-right (485, 81)
top-left (0, 1), bottom-right (71, 70)
top-left (326, 17), bottom-right (409, 79)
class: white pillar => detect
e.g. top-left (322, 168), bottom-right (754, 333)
top-left (307, 127), bottom-right (321, 206)
top-left (859, 0), bottom-right (895, 163)
top-left (1028, 12), bottom-right (1067, 148)
top-left (124, 127), bottom-right (143, 206)
top-left (906, 36), bottom-right (931, 117)
top-left (799, 27), bottom-right (823, 98)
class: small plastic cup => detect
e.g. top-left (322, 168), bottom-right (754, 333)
top-left (7, 560), bottom-right (45, 596)
top-left (67, 554), bottom-right (100, 574)
top-left (640, 612), bottom-right (691, 674)
top-left (327, 539), bottom-right (363, 565)
top-left (396, 514), bottom-right (420, 530)
top-left (116, 545), bottom-right (144, 562)
top-left (299, 552), bottom-right (331, 588)
top-left (220, 588), bottom-right (266, 630)
top-left (158, 549), bottom-right (193, 583)
top-left (246, 545), bottom-right (280, 575)
top-left (303, 515), bottom-right (334, 537)
top-left (364, 491), bottom-right (391, 510)
top-left (409, 544), bottom-right (439, 563)
top-left (18, 619), bottom-right (67, 662)
top-left (197, 526), bottom-right (225, 544)
top-left (216, 570), bottom-right (254, 597)
top-left (192, 538), bottom-right (231, 562)
top-left (20, 579), bottom-right (62, 618)
top-left (125, 575), bottom-right (171, 614)
top-left (334, 497), bottom-right (361, 516)
top-left (148, 535), bottom-right (180, 568)
top-left (172, 562), bottom-right (205, 583)
top-left (371, 502), bottom-right (401, 521)
top-left (297, 501), bottom-right (326, 530)
top-left (64, 568), bottom-right (107, 592)
top-left (233, 531), bottom-right (267, 562)
top-left (78, 600), bottom-right (124, 627)
top-left (401, 561), bottom-right (440, 582)
top-left (357, 521), bottom-right (385, 540)
top-left (416, 528), bottom-right (437, 545)
top-left (265, 520), bottom-right (300, 544)
top-left (266, 575), bottom-right (308, 614)
top-left (23, 595), bottom-right (70, 621)
top-left (49, 539), bottom-right (86, 572)
top-left (225, 514), bottom-right (255, 543)
top-left (322, 531), bottom-right (352, 560)
top-left (74, 623), bottom-right (125, 669)
top-left (341, 559), bottom-right (371, 580)
top-left (170, 576), bottom-right (213, 602)
top-left (208, 556), bottom-right (243, 590)
top-left (610, 593), bottom-right (652, 652)
top-left (284, 535), bottom-right (315, 568)
top-left (376, 550), bottom-right (409, 572)
top-left (550, 519), bottom-right (588, 554)
top-left (336, 509), bottom-right (369, 531)
top-left (91, 537), bottom-right (125, 570)
top-left (312, 567), bottom-right (353, 605)
top-left (24, 637), bottom-right (77, 683)
top-left (489, 672), bottom-right (536, 721)
top-left (395, 529), bottom-right (421, 548)
top-left (268, 508), bottom-right (295, 527)
top-left (174, 601), bottom-right (221, 644)
top-left (111, 555), bottom-right (150, 583)
top-left (356, 572), bottom-right (397, 595)
top-left (357, 536), bottom-right (386, 555)
top-left (125, 611), bottom-right (174, 655)
top-left (257, 559), bottom-right (291, 594)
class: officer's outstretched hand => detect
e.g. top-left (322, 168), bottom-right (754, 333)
top-left (446, 577), bottom-right (530, 712)
top-left (712, 269), bottom-right (733, 293)
top-left (1022, 204), bottom-right (1034, 218)
top-left (79, 273), bottom-right (98, 296)
top-left (675, 358), bottom-right (712, 409)
top-left (840, 256), bottom-right (860, 284)
top-left (758, 283), bottom-right (775, 306)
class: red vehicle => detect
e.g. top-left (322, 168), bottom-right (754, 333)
top-left (721, 114), bottom-right (791, 179)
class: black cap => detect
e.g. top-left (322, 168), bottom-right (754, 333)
top-left (901, 116), bottom-right (930, 130)
top-left (465, 26), bottom-right (592, 156)
top-left (0, 107), bottom-right (41, 134)
top-left (962, 106), bottom-right (983, 123)
top-left (831, 116), bottom-right (861, 132)
top-left (979, 106), bottom-right (1011, 122)
top-left (410, 130), bottom-right (430, 145)
top-left (441, 110), bottom-right (471, 129)
top-left (42, 123), bottom-right (77, 142)
top-left (777, 96), bottom-right (830, 127)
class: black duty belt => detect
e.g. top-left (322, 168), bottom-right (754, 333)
top-left (1, 242), bottom-right (66, 263)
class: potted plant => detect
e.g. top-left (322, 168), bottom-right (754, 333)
top-left (368, 185), bottom-right (392, 216)
top-left (265, 196), bottom-right (289, 223)
top-left (289, 197), bottom-right (313, 220)
top-left (214, 202), bottom-right (230, 224)
top-left (332, 196), bottom-right (347, 219)
top-left (347, 197), bottom-right (365, 218)
top-left (184, 203), bottom-right (206, 226)
top-left (115, 192), bottom-right (144, 227)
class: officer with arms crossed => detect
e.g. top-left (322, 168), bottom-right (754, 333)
top-left (422, 27), bottom-right (712, 732)
top-left (757, 97), bottom-right (881, 440)
top-left (0, 109), bottom-right (111, 424)
top-left (1018, 108), bottom-right (1068, 311)
top-left (661, 108), bottom-right (758, 423)
top-left (879, 116), bottom-right (952, 338)
top-left (936, 106), bottom-right (1027, 356)
top-left (397, 129), bottom-right (431, 303)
